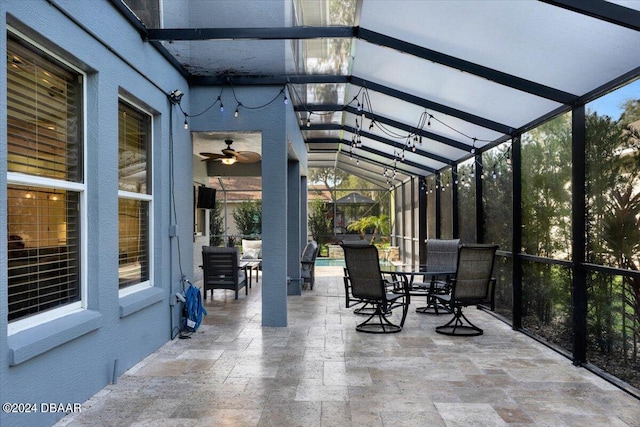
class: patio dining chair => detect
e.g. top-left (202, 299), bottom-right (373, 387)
top-left (341, 243), bottom-right (410, 333)
top-left (433, 244), bottom-right (498, 336)
top-left (342, 266), bottom-right (385, 317)
top-left (412, 238), bottom-right (460, 314)
top-left (300, 240), bottom-right (319, 289)
top-left (201, 246), bottom-right (247, 300)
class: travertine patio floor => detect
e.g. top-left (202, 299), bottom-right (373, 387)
top-left (56, 266), bottom-right (640, 426)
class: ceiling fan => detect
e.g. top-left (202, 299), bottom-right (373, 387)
top-left (199, 139), bottom-right (261, 165)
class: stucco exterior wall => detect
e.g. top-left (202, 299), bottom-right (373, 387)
top-left (188, 85), bottom-right (308, 324)
top-left (0, 1), bottom-right (192, 426)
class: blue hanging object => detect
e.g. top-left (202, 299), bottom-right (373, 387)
top-left (184, 282), bottom-right (207, 331)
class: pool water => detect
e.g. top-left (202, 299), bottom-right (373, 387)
top-left (315, 258), bottom-right (394, 268)
top-left (315, 258), bottom-right (345, 267)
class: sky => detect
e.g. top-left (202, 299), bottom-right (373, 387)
top-left (587, 78), bottom-right (640, 121)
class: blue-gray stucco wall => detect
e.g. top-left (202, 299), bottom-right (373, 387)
top-left (0, 1), bottom-right (193, 426)
top-left (188, 85), bottom-right (308, 325)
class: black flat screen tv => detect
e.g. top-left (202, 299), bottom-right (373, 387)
top-left (197, 186), bottom-right (216, 209)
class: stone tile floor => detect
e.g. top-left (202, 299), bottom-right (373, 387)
top-left (56, 266), bottom-right (640, 426)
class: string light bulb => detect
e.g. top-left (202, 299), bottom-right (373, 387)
top-left (284, 94), bottom-right (288, 105)
top-left (234, 106), bottom-right (239, 117)
top-left (183, 117), bottom-right (189, 130)
top-left (306, 117), bottom-right (311, 127)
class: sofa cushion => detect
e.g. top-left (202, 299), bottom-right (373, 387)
top-left (241, 248), bottom-right (260, 259)
top-left (242, 239), bottom-right (262, 258)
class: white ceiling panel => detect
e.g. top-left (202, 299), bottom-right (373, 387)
top-left (360, 0), bottom-right (640, 95)
top-left (351, 40), bottom-right (562, 129)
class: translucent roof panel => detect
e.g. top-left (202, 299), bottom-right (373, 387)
top-left (360, 1), bottom-right (640, 95)
top-left (297, 0), bottom-right (358, 26)
top-left (301, 129), bottom-right (342, 139)
top-left (307, 153), bottom-right (339, 162)
top-left (341, 129), bottom-right (444, 172)
top-left (163, 40), bottom-right (291, 76)
top-left (342, 113), bottom-right (471, 164)
top-left (343, 85), bottom-right (504, 148)
top-left (306, 141), bottom-right (341, 152)
top-left (334, 163), bottom-right (396, 188)
top-left (304, 111), bottom-right (343, 126)
top-left (351, 40), bottom-right (562, 130)
top-left (289, 83), bottom-right (347, 105)
top-left (302, 38), bottom-right (353, 75)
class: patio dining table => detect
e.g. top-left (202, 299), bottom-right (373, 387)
top-left (381, 264), bottom-right (456, 314)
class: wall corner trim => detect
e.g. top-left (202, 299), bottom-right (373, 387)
top-left (119, 287), bottom-right (165, 318)
top-left (8, 310), bottom-right (104, 366)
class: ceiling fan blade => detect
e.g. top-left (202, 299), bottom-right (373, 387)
top-left (222, 148), bottom-right (239, 157)
top-left (235, 151), bottom-right (261, 163)
top-left (199, 152), bottom-right (226, 161)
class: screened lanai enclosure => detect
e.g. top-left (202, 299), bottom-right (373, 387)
top-left (116, 0), bottom-right (640, 396)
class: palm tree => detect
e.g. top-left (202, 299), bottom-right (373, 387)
top-left (347, 214), bottom-right (390, 244)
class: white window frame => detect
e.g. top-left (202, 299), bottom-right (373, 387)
top-left (117, 97), bottom-right (154, 297)
top-left (7, 28), bottom-right (88, 335)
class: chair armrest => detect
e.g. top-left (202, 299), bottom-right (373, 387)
top-left (384, 278), bottom-right (407, 294)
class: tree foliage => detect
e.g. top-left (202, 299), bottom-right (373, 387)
top-left (209, 203), bottom-right (224, 246)
top-left (515, 96), bottom-right (640, 387)
top-left (308, 168), bottom-right (349, 194)
top-left (585, 102), bottom-right (640, 375)
top-left (346, 214), bottom-right (390, 243)
top-left (308, 200), bottom-right (331, 246)
top-left (232, 200), bottom-right (261, 238)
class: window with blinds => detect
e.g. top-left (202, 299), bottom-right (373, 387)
top-left (7, 36), bottom-right (82, 181)
top-left (118, 99), bottom-right (152, 291)
top-left (6, 33), bottom-right (84, 325)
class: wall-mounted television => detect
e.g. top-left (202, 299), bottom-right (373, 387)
top-left (196, 186), bottom-right (216, 209)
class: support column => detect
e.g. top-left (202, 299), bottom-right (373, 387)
top-left (418, 176), bottom-right (427, 264)
top-left (261, 131), bottom-right (288, 326)
top-left (287, 161), bottom-right (302, 295)
top-left (475, 154), bottom-right (484, 243)
top-left (572, 106), bottom-right (587, 364)
top-left (435, 172), bottom-right (441, 238)
top-left (452, 164), bottom-right (459, 239)
top-left (512, 136), bottom-right (523, 330)
top-left (300, 175), bottom-right (308, 248)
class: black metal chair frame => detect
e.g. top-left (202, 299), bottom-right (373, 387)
top-left (341, 244), bottom-right (410, 333)
top-left (433, 244), bottom-right (498, 336)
